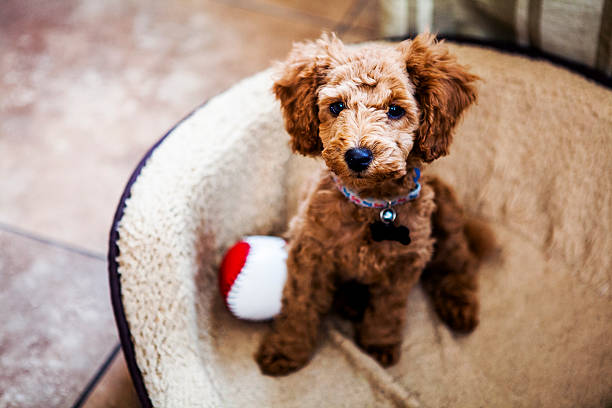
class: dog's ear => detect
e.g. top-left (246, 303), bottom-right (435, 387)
top-left (399, 33), bottom-right (478, 162)
top-left (273, 34), bottom-right (341, 156)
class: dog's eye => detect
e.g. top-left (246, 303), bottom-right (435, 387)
top-left (329, 101), bottom-right (346, 116)
top-left (387, 105), bottom-right (405, 120)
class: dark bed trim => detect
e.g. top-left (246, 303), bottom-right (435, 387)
top-left (108, 104), bottom-right (204, 408)
top-left (108, 35), bottom-right (610, 408)
top-left (391, 34), bottom-right (612, 89)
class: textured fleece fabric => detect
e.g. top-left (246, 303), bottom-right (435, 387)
top-left (114, 43), bottom-right (612, 408)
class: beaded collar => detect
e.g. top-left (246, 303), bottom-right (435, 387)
top-left (331, 168), bottom-right (421, 209)
top-left (331, 168), bottom-right (421, 224)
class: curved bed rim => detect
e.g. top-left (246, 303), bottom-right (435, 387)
top-left (107, 105), bottom-right (204, 408)
top-left (106, 35), bottom-right (610, 408)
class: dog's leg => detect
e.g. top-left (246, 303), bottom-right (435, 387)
top-left (256, 238), bottom-right (334, 376)
top-left (355, 271), bottom-right (421, 367)
top-left (421, 177), bottom-right (482, 332)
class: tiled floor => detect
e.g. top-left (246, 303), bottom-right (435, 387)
top-left (0, 1), bottom-right (378, 406)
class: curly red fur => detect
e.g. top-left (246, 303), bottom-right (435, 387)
top-left (399, 34), bottom-right (479, 162)
top-left (272, 35), bottom-right (341, 156)
top-left (256, 33), bottom-right (490, 376)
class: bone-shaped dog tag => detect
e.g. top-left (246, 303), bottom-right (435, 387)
top-left (370, 222), bottom-right (411, 245)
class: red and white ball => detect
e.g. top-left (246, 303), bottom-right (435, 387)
top-left (219, 236), bottom-right (288, 320)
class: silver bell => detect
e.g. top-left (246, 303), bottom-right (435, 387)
top-left (380, 208), bottom-right (396, 224)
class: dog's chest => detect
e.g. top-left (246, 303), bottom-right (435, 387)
top-left (341, 209), bottom-right (433, 283)
top-left (307, 183), bottom-right (436, 284)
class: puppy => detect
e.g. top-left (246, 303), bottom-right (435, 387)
top-left (256, 33), bottom-right (490, 376)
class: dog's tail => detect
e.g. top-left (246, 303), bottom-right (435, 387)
top-left (428, 175), bottom-right (497, 263)
top-left (464, 217), bottom-right (496, 262)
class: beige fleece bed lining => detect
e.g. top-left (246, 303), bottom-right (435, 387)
top-left (111, 43), bottom-right (612, 407)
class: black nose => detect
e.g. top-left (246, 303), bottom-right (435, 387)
top-left (344, 148), bottom-right (373, 172)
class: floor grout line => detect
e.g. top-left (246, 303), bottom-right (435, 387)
top-left (69, 342), bottom-right (122, 408)
top-left (210, 0), bottom-right (378, 43)
top-left (334, 0), bottom-right (371, 35)
top-left (0, 222), bottom-right (106, 261)
top-left (209, 0), bottom-right (341, 30)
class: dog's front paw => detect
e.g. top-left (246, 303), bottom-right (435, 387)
top-left (360, 342), bottom-right (401, 367)
top-left (255, 339), bottom-right (308, 376)
top-left (435, 293), bottom-right (479, 333)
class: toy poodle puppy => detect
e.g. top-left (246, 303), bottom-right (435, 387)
top-left (256, 33), bottom-right (492, 376)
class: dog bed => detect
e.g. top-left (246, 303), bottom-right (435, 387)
top-left (109, 42), bottom-right (612, 408)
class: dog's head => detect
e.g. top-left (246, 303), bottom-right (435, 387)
top-left (273, 33), bottom-right (478, 189)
